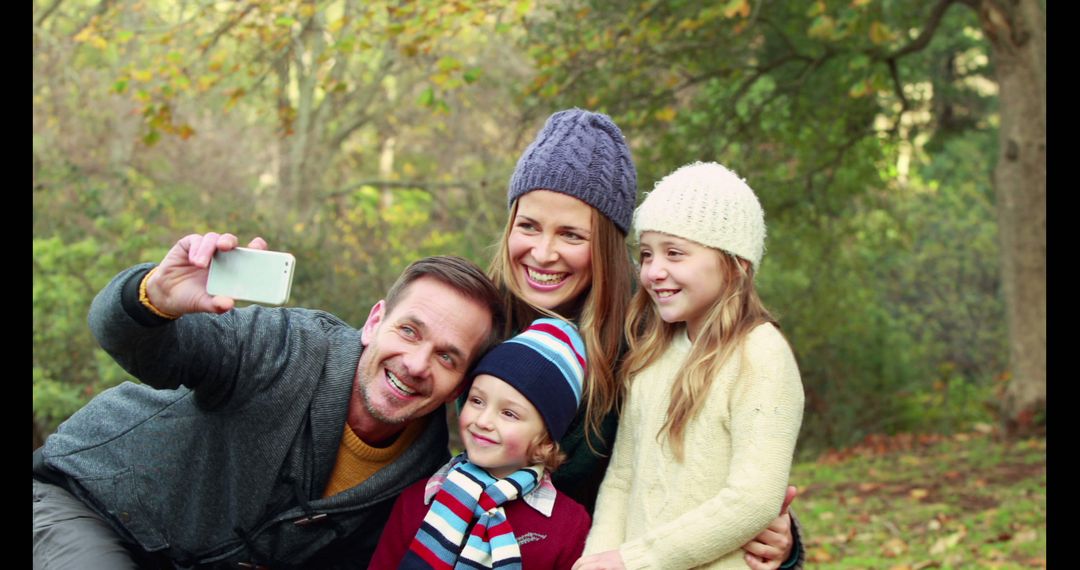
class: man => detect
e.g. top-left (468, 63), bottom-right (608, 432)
top-left (33, 232), bottom-right (505, 569)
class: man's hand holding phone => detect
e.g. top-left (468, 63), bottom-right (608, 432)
top-left (145, 232), bottom-right (269, 316)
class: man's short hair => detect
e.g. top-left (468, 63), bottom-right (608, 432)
top-left (384, 256), bottom-right (506, 361)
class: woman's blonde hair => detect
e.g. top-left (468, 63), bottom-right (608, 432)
top-left (488, 200), bottom-right (632, 453)
top-left (621, 249), bottom-right (778, 461)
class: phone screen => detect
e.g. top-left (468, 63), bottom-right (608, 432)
top-left (206, 248), bottom-right (295, 305)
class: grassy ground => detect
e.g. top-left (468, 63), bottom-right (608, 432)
top-left (792, 427), bottom-right (1045, 569)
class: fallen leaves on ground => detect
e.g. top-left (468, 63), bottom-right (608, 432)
top-left (793, 429), bottom-right (1045, 568)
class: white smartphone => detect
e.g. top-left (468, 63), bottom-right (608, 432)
top-left (206, 247), bottom-right (296, 306)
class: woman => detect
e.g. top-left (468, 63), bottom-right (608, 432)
top-left (486, 109), bottom-right (801, 569)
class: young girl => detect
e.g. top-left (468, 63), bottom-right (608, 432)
top-left (370, 318), bottom-right (592, 569)
top-left (492, 111), bottom-right (800, 567)
top-left (575, 162), bottom-right (806, 570)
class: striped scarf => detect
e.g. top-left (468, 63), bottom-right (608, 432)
top-left (401, 459), bottom-right (542, 569)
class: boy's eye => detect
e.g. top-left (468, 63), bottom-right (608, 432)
top-left (438, 353), bottom-right (454, 365)
top-left (400, 325), bottom-right (417, 338)
top-left (469, 396), bottom-right (483, 406)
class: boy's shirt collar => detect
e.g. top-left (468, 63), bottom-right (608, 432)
top-left (424, 454), bottom-right (557, 517)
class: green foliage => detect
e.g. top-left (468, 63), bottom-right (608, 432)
top-left (521, 0), bottom-right (1004, 453)
top-left (33, 235), bottom-right (130, 430)
top-left (33, 0), bottom-right (1011, 454)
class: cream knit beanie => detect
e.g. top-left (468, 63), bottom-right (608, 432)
top-left (633, 161), bottom-right (766, 271)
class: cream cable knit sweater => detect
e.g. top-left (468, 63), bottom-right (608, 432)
top-left (585, 324), bottom-right (804, 569)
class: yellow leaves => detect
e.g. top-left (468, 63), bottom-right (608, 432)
top-left (929, 527), bottom-right (966, 554)
top-left (722, 0), bottom-right (750, 19)
top-left (654, 106), bottom-right (677, 122)
top-left (132, 69), bottom-right (154, 82)
top-left (881, 537), bottom-right (907, 557)
top-left (328, 16), bottom-right (348, 34)
top-left (440, 2), bottom-right (468, 16)
top-left (807, 547), bottom-right (833, 562)
top-left (870, 21), bottom-right (898, 45)
top-left (73, 25), bottom-right (109, 50)
top-left (808, 15), bottom-right (836, 40)
top-left (225, 87), bottom-right (247, 111)
top-left (849, 79), bottom-right (877, 98)
top-left (807, 1), bottom-right (827, 17)
top-left (207, 52), bottom-right (227, 72)
top-left (677, 18), bottom-right (704, 32)
top-left (436, 57), bottom-right (462, 72)
top-left (909, 488), bottom-right (929, 500)
top-left (1010, 528), bottom-right (1038, 544)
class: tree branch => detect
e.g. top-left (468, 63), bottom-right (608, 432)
top-left (35, 0), bottom-right (65, 28)
top-left (327, 179), bottom-right (485, 198)
top-left (70, 0), bottom-right (115, 39)
top-left (887, 58), bottom-right (909, 137)
top-left (887, 0), bottom-right (963, 60)
top-left (199, 3), bottom-right (256, 57)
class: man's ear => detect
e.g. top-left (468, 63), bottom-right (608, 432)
top-left (360, 300), bottom-right (386, 347)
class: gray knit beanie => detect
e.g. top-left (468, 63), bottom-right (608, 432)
top-left (508, 108), bottom-right (637, 234)
top-left (634, 161), bottom-right (767, 271)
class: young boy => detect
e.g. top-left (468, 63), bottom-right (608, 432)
top-left (369, 318), bottom-right (591, 570)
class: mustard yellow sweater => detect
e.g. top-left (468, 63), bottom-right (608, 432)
top-left (585, 324), bottom-right (804, 569)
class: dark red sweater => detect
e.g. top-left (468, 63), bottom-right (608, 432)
top-left (369, 477), bottom-right (591, 569)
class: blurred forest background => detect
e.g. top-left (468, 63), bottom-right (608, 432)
top-left (33, 0), bottom-right (1045, 459)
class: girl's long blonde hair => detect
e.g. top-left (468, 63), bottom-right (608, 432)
top-left (489, 200), bottom-right (632, 452)
top-left (621, 249), bottom-right (778, 461)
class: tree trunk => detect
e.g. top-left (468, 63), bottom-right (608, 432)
top-left (976, 0), bottom-right (1046, 432)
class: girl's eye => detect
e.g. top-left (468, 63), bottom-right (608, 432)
top-left (502, 410), bottom-right (519, 420)
top-left (515, 221), bottom-right (538, 232)
top-left (639, 250), bottom-right (652, 261)
top-left (562, 231), bottom-right (584, 241)
top-left (469, 396), bottom-right (483, 406)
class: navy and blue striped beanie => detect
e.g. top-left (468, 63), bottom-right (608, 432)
top-left (468, 318), bottom-right (586, 441)
top-left (508, 108), bottom-right (637, 234)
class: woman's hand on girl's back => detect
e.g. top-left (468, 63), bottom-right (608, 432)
top-left (742, 485), bottom-right (798, 569)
